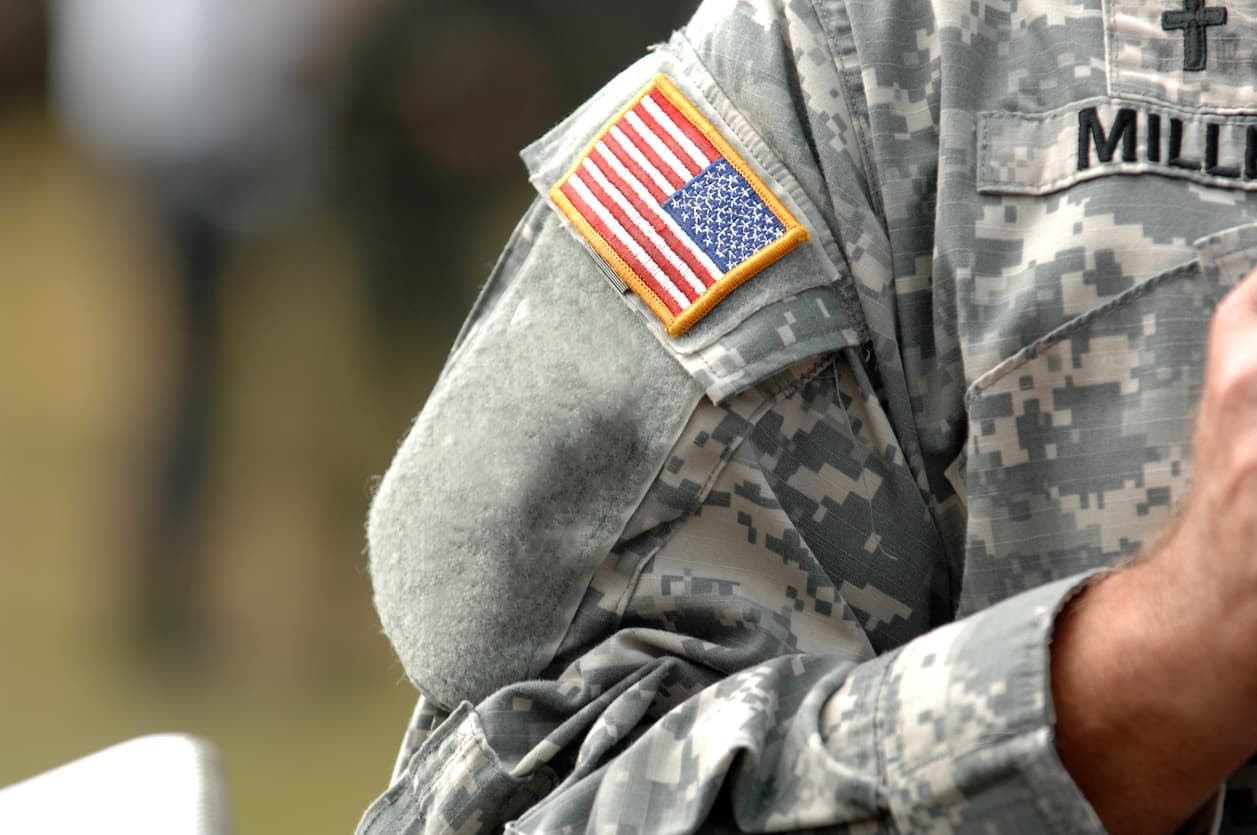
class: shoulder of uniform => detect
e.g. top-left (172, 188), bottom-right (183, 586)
top-left (521, 27), bottom-right (868, 401)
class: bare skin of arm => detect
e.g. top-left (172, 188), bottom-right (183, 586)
top-left (1053, 267), bottom-right (1257, 834)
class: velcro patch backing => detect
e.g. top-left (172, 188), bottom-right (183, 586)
top-left (551, 74), bottom-right (808, 337)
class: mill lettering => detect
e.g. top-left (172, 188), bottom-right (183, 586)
top-left (1076, 106), bottom-right (1257, 180)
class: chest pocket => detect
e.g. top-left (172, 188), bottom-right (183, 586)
top-left (1108, 0), bottom-right (1257, 107)
top-left (955, 221), bottom-right (1257, 616)
top-left (981, 1), bottom-right (1257, 197)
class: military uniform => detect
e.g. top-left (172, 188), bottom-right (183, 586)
top-left (359, 0), bottom-right (1257, 831)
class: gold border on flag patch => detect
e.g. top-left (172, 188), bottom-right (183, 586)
top-left (551, 74), bottom-right (809, 337)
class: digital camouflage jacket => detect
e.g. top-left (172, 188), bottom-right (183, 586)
top-left (360, 0), bottom-right (1257, 831)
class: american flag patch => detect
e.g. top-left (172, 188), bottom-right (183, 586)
top-left (551, 74), bottom-right (809, 337)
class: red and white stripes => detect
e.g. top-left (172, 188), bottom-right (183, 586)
top-left (557, 89), bottom-right (724, 315)
top-left (552, 74), bottom-right (809, 338)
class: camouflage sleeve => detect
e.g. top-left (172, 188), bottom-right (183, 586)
top-left (361, 333), bottom-right (1106, 834)
top-left (507, 575), bottom-right (1103, 833)
top-left (361, 0), bottom-right (1117, 831)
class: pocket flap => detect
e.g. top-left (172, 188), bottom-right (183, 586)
top-left (1195, 220), bottom-right (1257, 292)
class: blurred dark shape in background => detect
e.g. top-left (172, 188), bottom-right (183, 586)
top-left (0, 1), bottom-right (46, 106)
top-left (2, 1), bottom-right (696, 832)
top-left (341, 0), bottom-right (702, 353)
top-left (52, 0), bottom-right (353, 658)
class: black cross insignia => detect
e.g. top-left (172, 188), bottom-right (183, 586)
top-left (1162, 0), bottom-right (1228, 72)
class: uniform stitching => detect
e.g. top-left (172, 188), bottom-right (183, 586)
top-left (1103, 0), bottom-right (1115, 98)
top-left (965, 259), bottom-right (1197, 405)
top-left (980, 98), bottom-right (1257, 195)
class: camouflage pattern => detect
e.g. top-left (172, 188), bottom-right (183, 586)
top-left (361, 0), bottom-right (1257, 831)
top-left (980, 99), bottom-right (1257, 194)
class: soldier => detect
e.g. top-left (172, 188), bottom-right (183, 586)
top-left (360, 0), bottom-right (1257, 831)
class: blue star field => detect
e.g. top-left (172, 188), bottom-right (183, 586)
top-left (663, 159), bottom-right (786, 273)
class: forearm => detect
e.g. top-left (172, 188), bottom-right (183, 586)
top-left (501, 574), bottom-right (1112, 833)
top-left (1053, 554), bottom-right (1257, 834)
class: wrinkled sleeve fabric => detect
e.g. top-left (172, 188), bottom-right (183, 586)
top-left (359, 575), bottom-right (1104, 834)
top-left (513, 576), bottom-right (1100, 834)
top-left (360, 0), bottom-right (1110, 832)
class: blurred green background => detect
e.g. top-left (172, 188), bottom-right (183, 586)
top-left (0, 1), bottom-right (695, 832)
